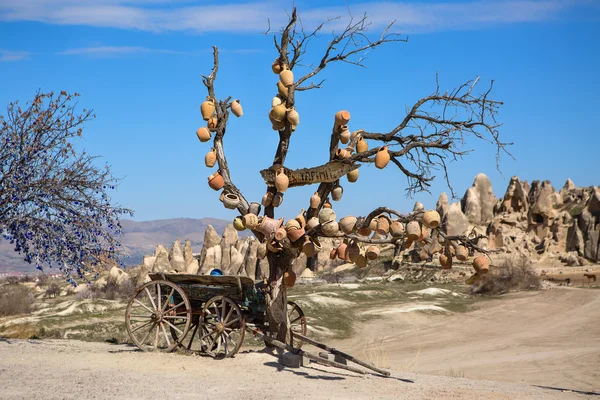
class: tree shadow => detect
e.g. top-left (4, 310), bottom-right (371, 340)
top-left (263, 361), bottom-right (346, 380)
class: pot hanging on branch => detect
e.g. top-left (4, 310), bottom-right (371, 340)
top-left (331, 184), bottom-right (343, 201)
top-left (205, 148), bottom-right (217, 168)
top-left (196, 126), bottom-right (211, 142)
top-left (223, 193), bottom-right (239, 209)
top-left (272, 192), bottom-right (284, 207)
top-left (230, 99), bottom-right (243, 117)
top-left (279, 65), bottom-right (294, 87)
top-left (207, 116), bottom-right (218, 132)
top-left (375, 146), bottom-right (390, 169)
top-left (271, 58), bottom-right (282, 74)
top-left (338, 126), bottom-right (350, 144)
top-left (347, 168), bottom-right (359, 183)
top-left (287, 108), bottom-right (300, 125)
top-left (356, 135), bottom-right (368, 153)
top-left (275, 168), bottom-right (289, 192)
top-left (208, 172), bottom-right (225, 191)
top-left (422, 210), bottom-right (441, 229)
top-left (335, 110), bottom-right (351, 126)
top-left (200, 97), bottom-right (215, 121)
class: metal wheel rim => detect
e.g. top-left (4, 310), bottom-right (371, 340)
top-left (125, 280), bottom-right (192, 352)
top-left (200, 296), bottom-right (245, 359)
top-left (287, 301), bottom-right (307, 349)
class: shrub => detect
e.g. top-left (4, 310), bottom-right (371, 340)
top-left (5, 276), bottom-right (19, 285)
top-left (45, 283), bottom-right (61, 298)
top-left (0, 285), bottom-right (36, 316)
top-left (36, 274), bottom-right (50, 287)
top-left (469, 255), bottom-right (540, 295)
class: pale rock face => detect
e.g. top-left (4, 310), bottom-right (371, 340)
top-left (198, 225), bottom-right (222, 270)
top-left (244, 238), bottom-right (259, 280)
top-left (529, 180), bottom-right (562, 224)
top-left (220, 224), bottom-right (239, 273)
top-left (436, 192), bottom-right (449, 221)
top-left (442, 203), bottom-right (469, 236)
top-left (588, 187), bottom-right (600, 214)
top-left (185, 260), bottom-right (199, 274)
top-left (502, 176), bottom-right (529, 213)
top-left (462, 173), bottom-right (496, 225)
top-left (169, 239), bottom-right (186, 272)
top-left (183, 239), bottom-right (194, 266)
top-left (292, 252), bottom-right (307, 277)
top-left (201, 246), bottom-right (222, 274)
top-left (227, 247), bottom-right (244, 275)
top-left (413, 202), bottom-right (425, 212)
top-left (108, 266), bottom-right (130, 286)
top-left (142, 255), bottom-right (156, 269)
top-left (152, 246), bottom-right (171, 273)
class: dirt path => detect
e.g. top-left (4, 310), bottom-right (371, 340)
top-left (334, 287), bottom-right (600, 392)
top-left (0, 339), bottom-right (596, 399)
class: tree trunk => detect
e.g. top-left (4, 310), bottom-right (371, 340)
top-left (265, 247), bottom-right (300, 342)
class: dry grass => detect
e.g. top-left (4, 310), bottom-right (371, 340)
top-left (361, 338), bottom-right (392, 370)
top-left (1, 323), bottom-right (40, 339)
top-left (0, 284), bottom-right (36, 317)
top-left (469, 255), bottom-right (541, 295)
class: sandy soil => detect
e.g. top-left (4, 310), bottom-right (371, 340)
top-left (0, 338), bottom-right (596, 400)
top-left (334, 286), bottom-right (600, 393)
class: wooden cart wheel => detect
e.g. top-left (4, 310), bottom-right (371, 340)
top-left (264, 301), bottom-right (307, 349)
top-left (199, 296), bottom-right (245, 359)
top-left (170, 314), bottom-right (205, 353)
top-left (125, 280), bottom-right (191, 352)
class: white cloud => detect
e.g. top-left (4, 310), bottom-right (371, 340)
top-left (0, 1), bottom-right (594, 34)
top-left (57, 45), bottom-right (183, 57)
top-left (0, 49), bottom-right (30, 62)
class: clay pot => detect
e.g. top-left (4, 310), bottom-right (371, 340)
top-left (275, 168), bottom-right (289, 192)
top-left (335, 110), bottom-right (351, 126)
top-left (272, 95), bottom-right (283, 108)
top-left (331, 185), bottom-right (343, 201)
top-left (418, 226), bottom-right (430, 242)
top-left (455, 245), bottom-right (469, 261)
top-left (355, 253), bottom-right (367, 268)
top-left (267, 240), bottom-right (283, 253)
top-left (223, 193), bottom-right (239, 209)
top-left (376, 216), bottom-right (390, 235)
top-left (272, 192), bottom-right (284, 207)
top-left (357, 227), bottom-right (372, 237)
top-left (310, 192), bottom-right (321, 209)
top-left (329, 247), bottom-right (337, 260)
top-left (271, 58), bottom-right (282, 74)
top-left (270, 113), bottom-right (285, 131)
top-left (243, 213), bottom-right (259, 230)
top-left (321, 220), bottom-right (339, 236)
top-left (339, 216), bottom-right (357, 234)
top-left (207, 116), bottom-right (218, 131)
top-left (306, 217), bottom-right (319, 231)
top-left (279, 66), bottom-right (294, 87)
top-left (287, 226), bottom-right (305, 243)
top-left (375, 146), bottom-right (390, 169)
top-left (337, 242), bottom-right (348, 260)
top-left (347, 168), bottom-right (359, 183)
top-left (473, 256), bottom-right (489, 272)
top-left (390, 220), bottom-right (405, 237)
top-left (275, 227), bottom-right (287, 241)
top-left (323, 199), bottom-right (332, 209)
top-left (440, 253), bottom-right (453, 270)
top-left (285, 219), bottom-right (301, 231)
top-left (257, 242), bottom-right (267, 259)
top-left (277, 81), bottom-right (288, 98)
top-left (233, 217), bottom-right (245, 231)
top-left (404, 238), bottom-right (414, 249)
top-left (295, 209), bottom-right (306, 228)
top-left (318, 208), bottom-right (337, 224)
top-left (200, 97), bottom-right (215, 121)
top-left (287, 108), bottom-right (300, 125)
top-left (261, 192), bottom-right (274, 207)
top-left (368, 218), bottom-right (378, 232)
top-left (302, 237), bottom-right (315, 257)
top-left (356, 136), bottom-right (368, 153)
top-left (406, 221), bottom-right (421, 241)
top-left (257, 217), bottom-right (283, 238)
top-left (422, 210), bottom-right (441, 229)
top-left (339, 126), bottom-right (350, 144)
top-left (205, 148), bottom-right (217, 168)
top-left (231, 99), bottom-right (243, 117)
top-left (346, 241), bottom-right (360, 263)
top-left (366, 246), bottom-right (380, 260)
top-left (196, 126), bottom-right (211, 142)
top-left (248, 202), bottom-right (261, 216)
top-left (336, 148), bottom-right (351, 159)
top-left (271, 104), bottom-right (287, 123)
top-left (208, 172), bottom-right (225, 191)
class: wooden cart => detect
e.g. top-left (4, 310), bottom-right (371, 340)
top-left (124, 273), bottom-right (307, 358)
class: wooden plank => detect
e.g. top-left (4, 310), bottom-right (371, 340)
top-left (148, 273), bottom-right (254, 288)
top-left (260, 162), bottom-right (359, 188)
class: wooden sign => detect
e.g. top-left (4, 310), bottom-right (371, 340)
top-left (261, 162), bottom-right (359, 188)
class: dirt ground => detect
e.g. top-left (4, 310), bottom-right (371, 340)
top-left (334, 286), bottom-right (600, 392)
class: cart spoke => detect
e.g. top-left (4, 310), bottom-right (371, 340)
top-left (222, 301), bottom-right (227, 323)
top-left (152, 324), bottom-right (160, 350)
top-left (162, 314), bottom-right (188, 321)
top-left (216, 335), bottom-right (222, 355)
top-left (162, 318), bottom-right (184, 335)
top-left (161, 288), bottom-right (175, 313)
top-left (223, 334), bottom-right (228, 355)
top-left (213, 303), bottom-right (221, 321)
top-left (129, 314), bottom-right (152, 319)
top-left (224, 317), bottom-right (239, 327)
top-left (133, 299), bottom-right (154, 314)
top-left (290, 316), bottom-right (302, 324)
top-left (157, 284), bottom-right (162, 312)
top-left (160, 322), bottom-right (171, 347)
top-left (144, 287), bottom-right (158, 310)
top-left (223, 306), bottom-right (234, 324)
top-left (163, 301), bottom-right (186, 315)
top-left (131, 320), bottom-right (154, 334)
top-left (139, 322), bottom-right (156, 345)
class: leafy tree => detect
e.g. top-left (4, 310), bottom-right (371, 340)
top-left (0, 90), bottom-right (133, 283)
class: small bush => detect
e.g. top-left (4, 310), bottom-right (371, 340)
top-left (18, 275), bottom-right (33, 283)
top-left (5, 276), bottom-right (19, 285)
top-left (469, 255), bottom-right (540, 295)
top-left (36, 274), bottom-right (50, 287)
top-left (0, 285), bottom-right (36, 316)
top-left (45, 283), bottom-right (61, 298)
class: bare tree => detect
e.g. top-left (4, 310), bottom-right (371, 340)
top-left (195, 8), bottom-right (510, 342)
top-left (0, 91), bottom-right (133, 284)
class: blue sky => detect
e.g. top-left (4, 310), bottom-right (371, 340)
top-left (1, 0), bottom-right (599, 223)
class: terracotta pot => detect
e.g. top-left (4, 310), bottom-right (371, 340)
top-left (323, 198), bottom-right (332, 209)
top-left (376, 216), bottom-right (390, 235)
top-left (368, 218), bottom-right (378, 232)
top-left (243, 213), bottom-right (259, 230)
top-left (356, 136), bottom-right (368, 153)
top-left (248, 202), bottom-right (261, 216)
top-left (302, 237), bottom-right (315, 257)
top-left (223, 193), bottom-right (239, 209)
top-left (455, 245), bottom-right (468, 261)
top-left (339, 126), bottom-right (350, 144)
top-left (233, 217), bottom-right (245, 231)
top-left (337, 242), bottom-right (347, 260)
top-left (390, 220), bottom-right (405, 237)
top-left (418, 226), bottom-right (430, 242)
top-left (270, 116), bottom-right (285, 131)
top-left (261, 192), bottom-right (274, 207)
top-left (336, 148), bottom-right (351, 159)
top-left (357, 227), bottom-right (372, 237)
top-left (231, 99), bottom-right (243, 117)
top-left (257, 242), bottom-right (267, 259)
top-left (279, 66), bottom-right (294, 87)
top-left (271, 58), bottom-right (282, 74)
top-left (321, 220), bottom-right (339, 236)
top-left (355, 253), bottom-right (367, 268)
top-left (205, 148), bottom-right (217, 168)
top-left (440, 253), bottom-right (452, 270)
top-left (257, 217), bottom-right (283, 238)
top-left (346, 241), bottom-right (360, 263)
top-left (306, 217), bottom-right (319, 231)
top-left (422, 210), bottom-right (441, 229)
top-left (207, 116), bottom-right (218, 132)
top-left (473, 255), bottom-right (489, 272)
top-left (275, 227), bottom-right (287, 241)
top-left (406, 221), bottom-right (421, 241)
top-left (331, 185), bottom-right (343, 201)
top-left (339, 216), bottom-right (357, 234)
top-left (335, 110), bottom-right (351, 126)
top-left (287, 226), bottom-right (305, 243)
top-left (277, 81), bottom-right (288, 98)
top-left (272, 95), bottom-right (283, 108)
top-left (267, 239), bottom-right (283, 253)
top-left (310, 192), bottom-right (321, 209)
top-left (295, 209), bottom-right (306, 228)
top-left (329, 247), bottom-right (337, 260)
top-left (275, 168), bottom-right (289, 192)
top-left (270, 104), bottom-right (287, 123)
top-left (318, 208), bottom-right (336, 224)
top-left (285, 219), bottom-right (301, 231)
top-left (200, 97), bottom-right (215, 121)
top-left (366, 246), bottom-right (380, 260)
top-left (347, 168), bottom-right (359, 183)
top-left (208, 172), bottom-right (225, 191)
top-left (196, 126), bottom-right (211, 142)
top-left (287, 108), bottom-right (300, 125)
top-left (375, 146), bottom-right (390, 169)
top-left (404, 238), bottom-right (414, 249)
top-left (272, 192), bottom-right (284, 207)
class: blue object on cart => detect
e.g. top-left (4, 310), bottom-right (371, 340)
top-left (210, 268), bottom-right (223, 276)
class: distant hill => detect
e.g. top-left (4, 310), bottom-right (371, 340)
top-left (0, 217), bottom-right (236, 275)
